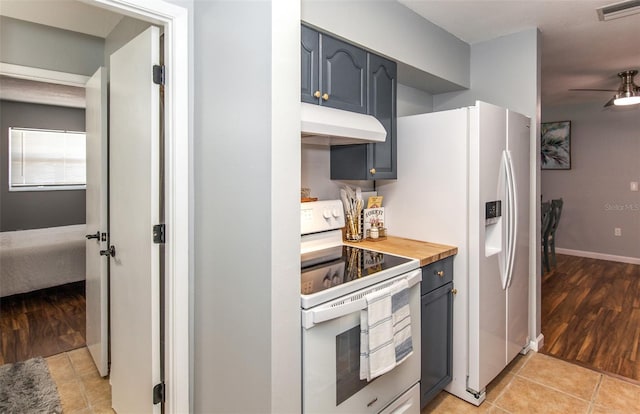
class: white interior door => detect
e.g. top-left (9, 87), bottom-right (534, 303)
top-left (85, 67), bottom-right (109, 377)
top-left (109, 26), bottom-right (161, 414)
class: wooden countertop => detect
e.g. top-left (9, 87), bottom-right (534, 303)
top-left (345, 236), bottom-right (458, 267)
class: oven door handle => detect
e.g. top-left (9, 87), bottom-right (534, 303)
top-left (301, 269), bottom-right (421, 329)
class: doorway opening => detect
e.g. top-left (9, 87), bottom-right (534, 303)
top-left (0, 1), bottom-right (189, 412)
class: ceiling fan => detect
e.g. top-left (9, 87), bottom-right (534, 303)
top-left (569, 69), bottom-right (640, 107)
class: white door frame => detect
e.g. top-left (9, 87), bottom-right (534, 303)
top-left (87, 1), bottom-right (190, 412)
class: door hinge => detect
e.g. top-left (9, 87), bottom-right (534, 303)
top-left (153, 224), bottom-right (166, 244)
top-left (153, 382), bottom-right (165, 404)
top-left (153, 65), bottom-right (165, 85)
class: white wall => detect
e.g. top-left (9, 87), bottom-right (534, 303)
top-left (542, 103), bottom-right (640, 261)
top-left (192, 1), bottom-right (300, 412)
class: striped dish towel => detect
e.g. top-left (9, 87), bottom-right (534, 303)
top-left (360, 279), bottom-right (413, 381)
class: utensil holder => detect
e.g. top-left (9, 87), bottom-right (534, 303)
top-left (345, 214), bottom-right (362, 242)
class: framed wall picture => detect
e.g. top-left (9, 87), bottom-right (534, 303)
top-left (541, 120), bottom-right (571, 170)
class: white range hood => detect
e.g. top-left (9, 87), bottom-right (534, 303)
top-left (300, 102), bottom-right (387, 145)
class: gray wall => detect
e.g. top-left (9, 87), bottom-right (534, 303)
top-left (192, 1), bottom-right (300, 412)
top-left (0, 100), bottom-right (86, 231)
top-left (542, 103), bottom-right (640, 259)
top-left (301, 0), bottom-right (470, 90)
top-left (0, 16), bottom-right (104, 76)
top-left (104, 17), bottom-right (152, 65)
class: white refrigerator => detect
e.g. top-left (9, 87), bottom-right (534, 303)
top-left (379, 101), bottom-right (530, 406)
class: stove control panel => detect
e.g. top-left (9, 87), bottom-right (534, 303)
top-left (301, 200), bottom-right (345, 235)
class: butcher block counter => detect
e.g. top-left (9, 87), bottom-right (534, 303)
top-left (345, 236), bottom-right (457, 267)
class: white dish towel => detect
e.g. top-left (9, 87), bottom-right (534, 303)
top-left (360, 279), bottom-right (413, 381)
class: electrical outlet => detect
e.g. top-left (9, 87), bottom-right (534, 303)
top-left (614, 227), bottom-right (622, 236)
top-left (631, 181), bottom-right (639, 192)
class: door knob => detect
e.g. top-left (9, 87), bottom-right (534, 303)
top-left (100, 245), bottom-right (116, 257)
top-left (369, 168), bottom-right (376, 175)
top-left (322, 93), bottom-right (329, 101)
top-left (313, 90), bottom-right (321, 98)
top-left (451, 288), bottom-right (458, 295)
top-left (86, 231), bottom-right (100, 240)
top-left (436, 270), bottom-right (445, 277)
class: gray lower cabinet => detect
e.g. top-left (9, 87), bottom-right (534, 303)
top-left (330, 54), bottom-right (397, 180)
top-left (420, 257), bottom-right (454, 408)
top-left (301, 25), bottom-right (367, 113)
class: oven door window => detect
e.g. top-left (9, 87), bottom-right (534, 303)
top-left (336, 325), bottom-right (375, 405)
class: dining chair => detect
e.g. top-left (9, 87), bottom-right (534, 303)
top-left (541, 201), bottom-right (553, 273)
top-left (548, 198), bottom-right (564, 266)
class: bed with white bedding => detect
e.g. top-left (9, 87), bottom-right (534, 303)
top-left (0, 224), bottom-right (86, 297)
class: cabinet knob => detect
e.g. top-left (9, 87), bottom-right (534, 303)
top-left (369, 168), bottom-right (376, 175)
top-left (313, 90), bottom-right (321, 98)
top-left (322, 93), bottom-right (329, 101)
top-left (451, 288), bottom-right (458, 295)
top-left (436, 270), bottom-right (445, 277)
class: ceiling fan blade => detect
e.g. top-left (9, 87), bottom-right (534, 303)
top-left (603, 97), bottom-right (616, 107)
top-left (569, 88), bottom-right (618, 92)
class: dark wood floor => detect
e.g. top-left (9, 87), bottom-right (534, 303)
top-left (541, 254), bottom-right (640, 382)
top-left (0, 281), bottom-right (86, 365)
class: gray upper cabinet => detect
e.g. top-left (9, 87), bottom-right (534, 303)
top-left (301, 25), bottom-right (367, 113)
top-left (330, 54), bottom-right (397, 180)
top-left (321, 35), bottom-right (367, 113)
top-left (301, 24), bottom-right (397, 180)
top-left (301, 25), bottom-right (319, 105)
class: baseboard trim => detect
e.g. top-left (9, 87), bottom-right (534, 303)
top-left (556, 248), bottom-right (640, 265)
top-left (529, 334), bottom-right (544, 352)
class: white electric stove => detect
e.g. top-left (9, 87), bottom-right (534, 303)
top-left (300, 200), bottom-right (422, 414)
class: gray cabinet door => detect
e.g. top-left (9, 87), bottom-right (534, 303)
top-left (367, 54), bottom-right (397, 179)
top-left (321, 34), bottom-right (367, 113)
top-left (330, 54), bottom-right (397, 180)
top-left (421, 281), bottom-right (453, 407)
top-left (301, 25), bottom-right (319, 105)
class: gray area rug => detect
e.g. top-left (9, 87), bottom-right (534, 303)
top-left (0, 357), bottom-right (62, 414)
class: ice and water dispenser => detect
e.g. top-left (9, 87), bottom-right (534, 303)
top-left (485, 200), bottom-right (502, 256)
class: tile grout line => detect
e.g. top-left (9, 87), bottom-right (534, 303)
top-left (490, 354), bottom-right (533, 413)
top-left (588, 373), bottom-right (605, 414)
top-left (67, 350), bottom-right (93, 413)
top-left (513, 370), bottom-right (598, 406)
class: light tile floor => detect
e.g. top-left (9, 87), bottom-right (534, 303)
top-left (46, 347), bottom-right (114, 414)
top-left (45, 347), bottom-right (640, 413)
top-left (422, 351), bottom-right (640, 414)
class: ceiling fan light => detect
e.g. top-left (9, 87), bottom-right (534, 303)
top-left (613, 95), bottom-right (640, 105)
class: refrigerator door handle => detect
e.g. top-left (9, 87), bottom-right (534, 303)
top-left (505, 150), bottom-right (518, 288)
top-left (499, 150), bottom-right (510, 290)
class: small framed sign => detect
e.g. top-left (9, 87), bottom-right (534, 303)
top-left (541, 120), bottom-right (571, 170)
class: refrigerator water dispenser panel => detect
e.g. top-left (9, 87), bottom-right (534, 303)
top-left (485, 200), bottom-right (501, 226)
top-left (485, 200), bottom-right (503, 257)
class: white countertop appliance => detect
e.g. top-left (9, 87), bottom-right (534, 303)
top-left (300, 200), bottom-right (421, 414)
top-left (380, 101), bottom-right (531, 406)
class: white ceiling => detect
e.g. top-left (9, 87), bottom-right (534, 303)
top-left (399, 0), bottom-right (640, 107)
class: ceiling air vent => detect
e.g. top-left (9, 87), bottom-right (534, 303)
top-left (597, 0), bottom-right (640, 21)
